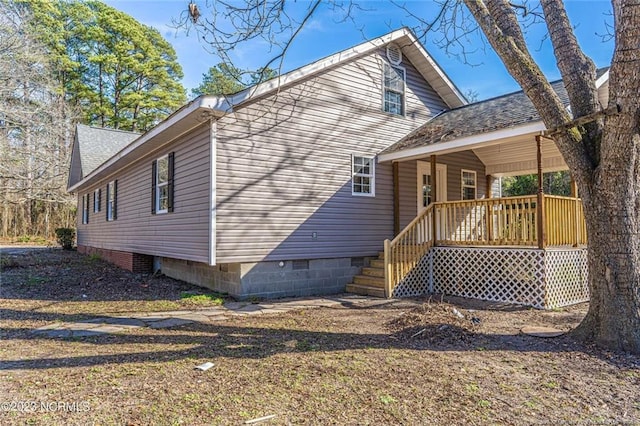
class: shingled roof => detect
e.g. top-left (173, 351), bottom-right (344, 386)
top-left (76, 124), bottom-right (140, 176)
top-left (68, 124), bottom-right (140, 189)
top-left (380, 68), bottom-right (608, 156)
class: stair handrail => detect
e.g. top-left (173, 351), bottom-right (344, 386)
top-left (384, 203), bottom-right (436, 297)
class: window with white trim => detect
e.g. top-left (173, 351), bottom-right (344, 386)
top-left (383, 63), bottom-right (405, 115)
top-left (93, 188), bottom-right (101, 213)
top-left (106, 180), bottom-right (117, 221)
top-left (152, 152), bottom-right (174, 215)
top-left (352, 155), bottom-right (375, 196)
top-left (461, 170), bottom-right (477, 200)
top-left (82, 194), bottom-right (89, 224)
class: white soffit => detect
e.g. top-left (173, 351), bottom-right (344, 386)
top-left (473, 135), bottom-right (568, 176)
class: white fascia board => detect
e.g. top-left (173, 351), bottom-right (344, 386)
top-left (68, 97), bottom-right (227, 193)
top-left (407, 36), bottom-right (467, 108)
top-left (379, 121), bottom-right (547, 162)
top-left (595, 69), bottom-right (609, 89)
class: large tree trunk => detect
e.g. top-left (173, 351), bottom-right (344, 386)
top-left (574, 3), bottom-right (640, 349)
top-left (465, 0), bottom-right (640, 352)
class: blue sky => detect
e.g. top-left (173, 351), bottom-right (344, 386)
top-left (105, 0), bottom-right (614, 100)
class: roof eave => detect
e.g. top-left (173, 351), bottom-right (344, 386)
top-left (378, 121), bottom-right (547, 162)
top-left (68, 96), bottom-right (228, 193)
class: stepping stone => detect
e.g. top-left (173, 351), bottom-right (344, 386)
top-left (89, 325), bottom-right (130, 334)
top-left (71, 330), bottom-right (104, 338)
top-left (236, 304), bottom-right (263, 313)
top-left (41, 329), bottom-right (73, 338)
top-left (148, 318), bottom-right (193, 329)
top-left (199, 309), bottom-right (226, 316)
top-left (33, 323), bottom-right (64, 332)
top-left (79, 317), bottom-right (113, 324)
top-left (66, 323), bottom-right (103, 330)
top-left (223, 302), bottom-right (247, 310)
top-left (174, 314), bottom-right (211, 322)
top-left (102, 317), bottom-right (146, 328)
top-left (521, 326), bottom-right (565, 338)
top-left (134, 315), bottom-right (170, 322)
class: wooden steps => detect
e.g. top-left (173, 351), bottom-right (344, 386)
top-left (345, 251), bottom-right (386, 298)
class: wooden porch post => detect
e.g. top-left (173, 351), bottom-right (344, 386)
top-left (430, 155), bottom-right (437, 246)
top-left (570, 176), bottom-right (579, 246)
top-left (393, 162), bottom-right (400, 236)
top-left (570, 177), bottom-right (578, 198)
top-left (486, 175), bottom-right (494, 242)
top-left (536, 136), bottom-right (546, 249)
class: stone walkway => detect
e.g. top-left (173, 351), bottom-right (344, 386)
top-left (31, 295), bottom-right (393, 338)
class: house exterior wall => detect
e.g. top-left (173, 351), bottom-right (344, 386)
top-left (215, 48), bottom-right (449, 264)
top-left (76, 123), bottom-right (211, 263)
top-left (396, 151), bottom-right (487, 230)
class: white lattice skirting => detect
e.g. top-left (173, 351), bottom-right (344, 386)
top-left (392, 247), bottom-right (589, 309)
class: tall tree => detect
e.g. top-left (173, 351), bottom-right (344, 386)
top-left (191, 63), bottom-right (278, 97)
top-left (182, 1), bottom-right (640, 353)
top-left (0, 0), bottom-right (77, 238)
top-left (28, 0), bottom-right (186, 132)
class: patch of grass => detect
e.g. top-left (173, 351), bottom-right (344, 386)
top-left (543, 380), bottom-right (559, 389)
top-left (179, 291), bottom-right (224, 305)
top-left (15, 235), bottom-right (49, 244)
top-left (0, 257), bottom-right (20, 271)
top-left (294, 339), bottom-right (318, 352)
top-left (88, 253), bottom-right (101, 262)
top-left (466, 383), bottom-right (480, 394)
top-left (25, 276), bottom-right (47, 286)
top-left (477, 399), bottom-right (491, 408)
top-left (379, 395), bottom-right (397, 405)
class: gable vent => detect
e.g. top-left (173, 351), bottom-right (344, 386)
top-left (386, 43), bottom-right (402, 65)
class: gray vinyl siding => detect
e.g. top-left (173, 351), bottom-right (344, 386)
top-left (397, 151), bottom-right (487, 230)
top-left (76, 124), bottom-right (211, 262)
top-left (215, 49), bottom-right (448, 263)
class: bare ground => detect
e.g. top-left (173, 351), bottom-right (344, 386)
top-left (1, 247), bottom-right (639, 425)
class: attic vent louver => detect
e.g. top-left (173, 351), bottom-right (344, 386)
top-left (386, 43), bottom-right (402, 65)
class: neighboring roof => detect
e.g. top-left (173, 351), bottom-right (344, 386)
top-left (76, 124), bottom-right (140, 177)
top-left (68, 27), bottom-right (466, 192)
top-left (380, 68), bottom-right (609, 158)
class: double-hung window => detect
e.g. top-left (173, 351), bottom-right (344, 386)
top-left (383, 63), bottom-right (405, 116)
top-left (152, 152), bottom-right (174, 214)
top-left (461, 170), bottom-right (477, 200)
top-left (106, 180), bottom-right (117, 221)
top-left (352, 155), bottom-right (375, 196)
top-left (93, 188), bottom-right (101, 213)
top-left (81, 194), bottom-right (89, 224)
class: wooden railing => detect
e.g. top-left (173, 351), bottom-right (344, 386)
top-left (436, 195), bottom-right (538, 246)
top-left (384, 195), bottom-right (586, 297)
top-left (384, 203), bottom-right (434, 297)
top-left (544, 195), bottom-right (587, 246)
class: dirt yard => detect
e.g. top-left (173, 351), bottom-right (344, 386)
top-left (1, 247), bottom-right (639, 425)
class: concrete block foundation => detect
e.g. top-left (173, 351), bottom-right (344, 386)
top-left (159, 256), bottom-right (369, 299)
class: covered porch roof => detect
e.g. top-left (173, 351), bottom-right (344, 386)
top-left (379, 69), bottom-right (609, 177)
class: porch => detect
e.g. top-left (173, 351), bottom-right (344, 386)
top-left (345, 96), bottom-right (597, 308)
top-left (382, 195), bottom-right (588, 309)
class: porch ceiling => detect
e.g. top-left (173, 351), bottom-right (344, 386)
top-left (472, 135), bottom-right (567, 177)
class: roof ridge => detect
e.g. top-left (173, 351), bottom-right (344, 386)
top-left (78, 123), bottom-right (141, 135)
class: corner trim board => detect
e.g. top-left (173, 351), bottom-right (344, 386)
top-left (209, 119), bottom-right (217, 266)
